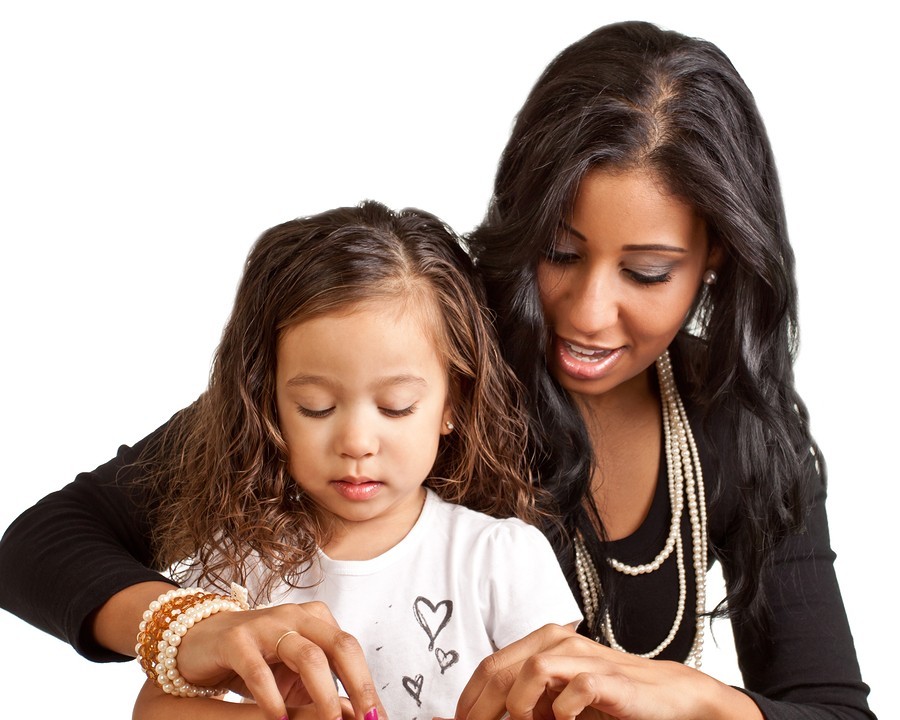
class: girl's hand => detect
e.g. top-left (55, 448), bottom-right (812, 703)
top-left (455, 624), bottom-right (763, 720)
top-left (175, 601), bottom-right (384, 720)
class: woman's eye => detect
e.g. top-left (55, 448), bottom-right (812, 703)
top-left (542, 246), bottom-right (580, 265)
top-left (380, 404), bottom-right (417, 418)
top-left (626, 268), bottom-right (674, 285)
top-left (297, 405), bottom-right (334, 418)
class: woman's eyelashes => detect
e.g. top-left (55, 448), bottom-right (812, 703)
top-left (625, 267), bottom-right (675, 285)
top-left (542, 242), bottom-right (676, 286)
top-left (543, 245), bottom-right (580, 265)
top-left (296, 403), bottom-right (418, 418)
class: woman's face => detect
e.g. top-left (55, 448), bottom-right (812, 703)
top-left (537, 168), bottom-right (715, 405)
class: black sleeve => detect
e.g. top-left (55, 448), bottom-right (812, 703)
top-left (0, 419), bottom-right (179, 663)
top-left (729, 478), bottom-right (875, 719)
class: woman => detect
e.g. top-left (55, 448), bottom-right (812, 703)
top-left (0, 20), bottom-right (873, 720)
top-left (455, 21), bottom-right (872, 719)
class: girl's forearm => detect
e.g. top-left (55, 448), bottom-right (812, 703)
top-left (133, 680), bottom-right (266, 720)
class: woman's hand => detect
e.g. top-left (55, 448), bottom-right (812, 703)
top-left (174, 601), bottom-right (384, 720)
top-left (455, 624), bottom-right (763, 720)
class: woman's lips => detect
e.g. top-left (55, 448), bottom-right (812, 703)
top-left (553, 336), bottom-right (625, 380)
top-left (331, 477), bottom-right (382, 501)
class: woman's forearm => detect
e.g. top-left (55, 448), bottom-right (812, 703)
top-left (92, 580), bottom-right (178, 657)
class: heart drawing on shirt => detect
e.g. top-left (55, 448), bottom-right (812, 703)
top-left (402, 673), bottom-right (424, 706)
top-left (434, 647), bottom-right (459, 674)
top-left (413, 596), bottom-right (453, 651)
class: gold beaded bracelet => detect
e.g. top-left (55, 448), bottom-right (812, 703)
top-left (135, 584), bottom-right (250, 698)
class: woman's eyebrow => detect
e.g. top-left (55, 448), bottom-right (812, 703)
top-left (560, 222), bottom-right (688, 253)
top-left (621, 244), bottom-right (688, 253)
top-left (559, 221), bottom-right (588, 242)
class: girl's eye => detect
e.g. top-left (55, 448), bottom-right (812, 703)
top-left (297, 406), bottom-right (334, 418)
top-left (380, 404), bottom-right (417, 418)
top-left (626, 269), bottom-right (674, 285)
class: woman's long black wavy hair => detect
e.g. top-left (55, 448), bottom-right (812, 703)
top-left (468, 20), bottom-right (821, 636)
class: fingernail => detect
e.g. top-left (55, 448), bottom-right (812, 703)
top-left (364, 709), bottom-right (379, 720)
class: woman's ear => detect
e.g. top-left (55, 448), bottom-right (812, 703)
top-left (706, 242), bottom-right (725, 273)
top-left (700, 243), bottom-right (725, 287)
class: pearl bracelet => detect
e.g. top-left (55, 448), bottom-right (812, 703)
top-left (135, 584), bottom-right (250, 698)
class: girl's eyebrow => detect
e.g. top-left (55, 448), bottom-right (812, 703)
top-left (286, 374), bottom-right (329, 388)
top-left (560, 222), bottom-right (686, 253)
top-left (373, 375), bottom-right (428, 390)
top-left (285, 374), bottom-right (428, 388)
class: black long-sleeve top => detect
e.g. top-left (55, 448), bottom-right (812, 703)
top-left (0, 383), bottom-right (875, 718)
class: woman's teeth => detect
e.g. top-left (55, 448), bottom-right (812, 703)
top-left (565, 342), bottom-right (612, 362)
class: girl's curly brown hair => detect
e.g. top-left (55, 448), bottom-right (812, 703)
top-left (141, 201), bottom-right (545, 602)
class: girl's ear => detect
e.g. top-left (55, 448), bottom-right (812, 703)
top-left (440, 405), bottom-right (454, 435)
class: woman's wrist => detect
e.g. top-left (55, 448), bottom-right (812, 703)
top-left (699, 673), bottom-right (764, 720)
top-left (92, 580), bottom-right (180, 656)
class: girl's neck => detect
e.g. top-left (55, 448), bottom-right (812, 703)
top-left (320, 486), bottom-right (428, 561)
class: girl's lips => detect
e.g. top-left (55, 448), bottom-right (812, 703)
top-left (553, 336), bottom-right (626, 380)
top-left (331, 478), bottom-right (382, 501)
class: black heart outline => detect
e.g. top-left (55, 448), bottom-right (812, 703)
top-left (434, 647), bottom-right (459, 674)
top-left (413, 596), bottom-right (453, 651)
top-left (402, 673), bottom-right (424, 706)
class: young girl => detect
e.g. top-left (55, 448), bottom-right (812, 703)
top-left (129, 200), bottom-right (581, 720)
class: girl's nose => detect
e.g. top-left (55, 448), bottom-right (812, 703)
top-left (568, 267), bottom-right (619, 336)
top-left (335, 411), bottom-right (378, 459)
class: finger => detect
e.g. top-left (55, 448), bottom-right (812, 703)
top-left (455, 624), bottom-right (573, 720)
top-left (318, 628), bottom-right (385, 720)
top-left (228, 644), bottom-right (291, 720)
top-left (507, 654), bottom-right (625, 720)
top-left (289, 697), bottom-right (355, 720)
top-left (551, 671), bottom-right (627, 720)
top-left (276, 630), bottom-right (347, 720)
top-left (277, 605), bottom-right (383, 720)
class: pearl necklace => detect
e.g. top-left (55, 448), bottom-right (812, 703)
top-left (573, 349), bottom-right (708, 668)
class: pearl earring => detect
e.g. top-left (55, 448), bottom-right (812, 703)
top-left (445, 421), bottom-right (454, 431)
top-left (702, 269), bottom-right (718, 286)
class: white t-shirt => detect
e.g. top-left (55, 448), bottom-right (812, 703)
top-left (263, 489), bottom-right (582, 720)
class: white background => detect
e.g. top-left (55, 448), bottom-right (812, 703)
top-left (0, 1), bottom-right (894, 717)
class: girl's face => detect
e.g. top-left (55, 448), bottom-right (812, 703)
top-left (537, 168), bottom-right (715, 406)
top-left (275, 298), bottom-right (453, 545)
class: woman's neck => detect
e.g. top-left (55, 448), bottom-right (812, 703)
top-left (577, 366), bottom-right (663, 541)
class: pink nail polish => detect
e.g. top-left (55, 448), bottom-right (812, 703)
top-left (364, 708), bottom-right (379, 720)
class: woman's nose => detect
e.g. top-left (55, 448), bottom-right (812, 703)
top-left (568, 267), bottom-right (619, 336)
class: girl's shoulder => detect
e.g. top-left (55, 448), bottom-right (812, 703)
top-left (426, 490), bottom-right (554, 555)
